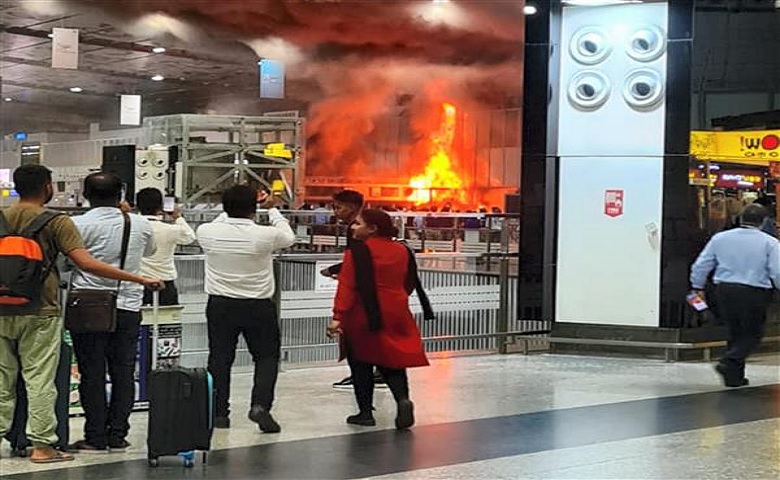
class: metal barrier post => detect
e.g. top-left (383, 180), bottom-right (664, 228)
top-left (496, 216), bottom-right (511, 354)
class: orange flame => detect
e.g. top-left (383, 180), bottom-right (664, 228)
top-left (408, 102), bottom-right (466, 206)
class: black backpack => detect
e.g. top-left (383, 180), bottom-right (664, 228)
top-left (0, 210), bottom-right (62, 308)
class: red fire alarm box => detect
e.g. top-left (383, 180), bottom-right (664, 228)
top-left (604, 189), bottom-right (624, 218)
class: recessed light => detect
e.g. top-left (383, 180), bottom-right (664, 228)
top-left (151, 75), bottom-right (165, 81)
top-left (69, 87), bottom-right (83, 93)
top-left (524, 5), bottom-right (538, 15)
top-left (152, 47), bottom-right (166, 54)
top-left (3, 97), bottom-right (12, 102)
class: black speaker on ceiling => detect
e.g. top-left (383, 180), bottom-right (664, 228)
top-left (102, 145), bottom-right (136, 203)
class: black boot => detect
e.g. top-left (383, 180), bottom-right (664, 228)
top-left (395, 399), bottom-right (415, 430)
top-left (346, 411), bottom-right (376, 426)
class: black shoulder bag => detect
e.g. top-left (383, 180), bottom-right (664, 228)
top-left (65, 211), bottom-right (131, 334)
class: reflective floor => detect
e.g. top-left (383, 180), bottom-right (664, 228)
top-left (1, 352), bottom-right (779, 479)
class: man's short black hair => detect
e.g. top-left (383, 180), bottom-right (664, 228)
top-left (83, 172), bottom-right (123, 204)
top-left (136, 187), bottom-right (163, 216)
top-left (332, 189), bottom-right (364, 207)
top-left (223, 184), bottom-right (257, 218)
top-left (741, 203), bottom-right (769, 227)
top-left (13, 164), bottom-right (52, 199)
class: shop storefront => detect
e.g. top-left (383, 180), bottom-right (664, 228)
top-left (690, 129), bottom-right (779, 232)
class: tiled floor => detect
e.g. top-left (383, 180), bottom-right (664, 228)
top-left (1, 352), bottom-right (779, 479)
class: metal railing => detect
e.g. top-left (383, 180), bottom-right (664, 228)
top-left (172, 251), bottom-right (547, 369)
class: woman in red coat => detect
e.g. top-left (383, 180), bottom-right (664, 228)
top-left (327, 209), bottom-right (431, 429)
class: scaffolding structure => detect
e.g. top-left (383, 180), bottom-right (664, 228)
top-left (144, 113), bottom-right (305, 205)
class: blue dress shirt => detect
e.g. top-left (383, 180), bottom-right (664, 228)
top-left (690, 227), bottom-right (780, 290)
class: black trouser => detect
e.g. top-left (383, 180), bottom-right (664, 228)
top-left (348, 356), bottom-right (410, 413)
top-left (716, 283), bottom-right (772, 382)
top-left (206, 295), bottom-right (280, 418)
top-left (71, 309), bottom-right (141, 448)
top-left (143, 280), bottom-right (179, 306)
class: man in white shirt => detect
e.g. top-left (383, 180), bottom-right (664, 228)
top-left (136, 188), bottom-right (196, 305)
top-left (196, 185), bottom-right (295, 432)
top-left (68, 173), bottom-right (158, 452)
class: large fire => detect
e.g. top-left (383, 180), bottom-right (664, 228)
top-left (407, 102), bottom-right (467, 206)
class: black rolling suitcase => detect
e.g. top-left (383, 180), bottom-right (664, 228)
top-left (5, 342), bottom-right (72, 456)
top-left (147, 367), bottom-right (213, 467)
top-left (146, 291), bottom-right (213, 467)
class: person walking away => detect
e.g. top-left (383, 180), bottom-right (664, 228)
top-left (690, 204), bottom-right (780, 387)
top-left (68, 173), bottom-right (159, 452)
top-left (327, 209), bottom-right (432, 429)
top-left (0, 166), bottom-right (162, 463)
top-left (196, 186), bottom-right (295, 432)
top-left (136, 188), bottom-right (196, 305)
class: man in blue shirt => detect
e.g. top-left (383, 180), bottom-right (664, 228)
top-left (690, 204), bottom-right (780, 387)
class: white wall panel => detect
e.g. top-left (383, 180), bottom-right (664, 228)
top-left (556, 156), bottom-right (663, 326)
top-left (557, 3), bottom-right (668, 157)
top-left (555, 3), bottom-right (668, 327)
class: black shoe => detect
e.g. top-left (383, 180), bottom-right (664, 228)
top-left (249, 405), bottom-right (281, 433)
top-left (346, 411), bottom-right (376, 426)
top-left (333, 376), bottom-right (353, 389)
top-left (214, 416), bottom-right (231, 429)
top-left (108, 439), bottom-right (130, 452)
top-left (715, 364), bottom-right (749, 388)
top-left (395, 399), bottom-right (415, 430)
top-left (68, 439), bottom-right (108, 453)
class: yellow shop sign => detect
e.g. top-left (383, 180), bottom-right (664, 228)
top-left (691, 130), bottom-right (780, 165)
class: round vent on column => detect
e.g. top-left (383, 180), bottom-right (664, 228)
top-left (136, 171), bottom-right (150, 180)
top-left (622, 69), bottom-right (664, 110)
top-left (626, 26), bottom-right (666, 62)
top-left (568, 70), bottom-right (611, 110)
top-left (570, 27), bottom-right (612, 65)
top-left (136, 156), bottom-right (150, 168)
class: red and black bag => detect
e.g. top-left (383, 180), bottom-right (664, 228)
top-left (0, 210), bottom-right (62, 307)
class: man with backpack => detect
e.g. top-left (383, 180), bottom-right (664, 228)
top-left (0, 165), bottom-right (163, 463)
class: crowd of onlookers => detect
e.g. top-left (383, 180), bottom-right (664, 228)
top-left (0, 167), bottom-right (429, 465)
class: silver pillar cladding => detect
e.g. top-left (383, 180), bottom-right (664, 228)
top-left (554, 3), bottom-right (668, 327)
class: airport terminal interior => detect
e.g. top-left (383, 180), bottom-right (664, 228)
top-left (1, 0), bottom-right (780, 479)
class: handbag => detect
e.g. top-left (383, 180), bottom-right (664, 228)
top-left (64, 211), bottom-right (131, 334)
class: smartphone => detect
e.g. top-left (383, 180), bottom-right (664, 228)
top-left (163, 196), bottom-right (176, 213)
top-left (686, 292), bottom-right (708, 312)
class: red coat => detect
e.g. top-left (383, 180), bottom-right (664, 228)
top-left (333, 237), bottom-right (429, 369)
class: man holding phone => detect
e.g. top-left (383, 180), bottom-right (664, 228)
top-left (136, 188), bottom-right (196, 306)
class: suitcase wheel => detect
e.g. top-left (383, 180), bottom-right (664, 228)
top-left (148, 456), bottom-right (159, 467)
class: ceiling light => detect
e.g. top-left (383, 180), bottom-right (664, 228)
top-left (69, 87), bottom-right (83, 93)
top-left (47, 33), bottom-right (54, 38)
top-left (152, 47), bottom-right (166, 54)
top-left (151, 74), bottom-right (165, 81)
top-left (3, 97), bottom-right (12, 102)
top-left (524, 5), bottom-right (538, 15)
top-left (563, 0), bottom-right (642, 5)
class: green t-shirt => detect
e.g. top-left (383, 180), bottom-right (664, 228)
top-left (0, 205), bottom-right (85, 316)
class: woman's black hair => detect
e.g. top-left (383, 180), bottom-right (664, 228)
top-left (360, 209), bottom-right (398, 238)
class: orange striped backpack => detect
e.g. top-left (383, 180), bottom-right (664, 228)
top-left (0, 210), bottom-right (62, 307)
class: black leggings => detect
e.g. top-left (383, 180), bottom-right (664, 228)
top-left (348, 357), bottom-right (409, 413)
